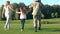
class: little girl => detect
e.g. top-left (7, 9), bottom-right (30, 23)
top-left (2, 1), bottom-right (14, 30)
top-left (16, 6), bottom-right (27, 31)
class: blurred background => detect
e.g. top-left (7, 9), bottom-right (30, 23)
top-left (0, 0), bottom-right (60, 24)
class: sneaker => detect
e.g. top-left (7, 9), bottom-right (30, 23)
top-left (35, 30), bottom-right (37, 32)
top-left (21, 29), bottom-right (24, 32)
top-left (34, 27), bottom-right (37, 32)
top-left (4, 26), bottom-right (7, 30)
top-left (38, 27), bottom-right (41, 30)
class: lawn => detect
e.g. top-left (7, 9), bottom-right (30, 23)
top-left (0, 19), bottom-right (60, 34)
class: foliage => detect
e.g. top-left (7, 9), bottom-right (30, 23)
top-left (0, 2), bottom-right (60, 20)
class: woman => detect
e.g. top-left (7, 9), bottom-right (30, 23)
top-left (2, 1), bottom-right (14, 30)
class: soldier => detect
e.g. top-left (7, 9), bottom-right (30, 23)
top-left (29, 0), bottom-right (43, 32)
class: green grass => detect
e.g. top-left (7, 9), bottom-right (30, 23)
top-left (0, 19), bottom-right (60, 34)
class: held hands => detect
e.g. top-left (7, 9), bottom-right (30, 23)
top-left (15, 9), bottom-right (21, 14)
top-left (16, 11), bottom-right (18, 13)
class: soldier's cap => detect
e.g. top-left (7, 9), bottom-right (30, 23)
top-left (35, 0), bottom-right (41, 2)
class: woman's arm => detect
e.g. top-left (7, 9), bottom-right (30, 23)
top-left (2, 7), bottom-right (5, 18)
top-left (9, 6), bottom-right (14, 11)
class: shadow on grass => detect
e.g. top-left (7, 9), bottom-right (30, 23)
top-left (41, 28), bottom-right (60, 32)
top-left (24, 27), bottom-right (60, 32)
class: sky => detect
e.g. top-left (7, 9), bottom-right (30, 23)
top-left (0, 0), bottom-right (60, 7)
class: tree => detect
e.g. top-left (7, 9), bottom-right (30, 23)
top-left (42, 5), bottom-right (52, 19)
top-left (10, 3), bottom-right (19, 20)
top-left (0, 9), bottom-right (1, 20)
top-left (52, 5), bottom-right (60, 18)
top-left (0, 2), bottom-right (60, 20)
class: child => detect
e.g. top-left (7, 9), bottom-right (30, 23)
top-left (2, 1), bottom-right (14, 30)
top-left (16, 6), bottom-right (27, 32)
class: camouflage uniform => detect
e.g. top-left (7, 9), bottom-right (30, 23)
top-left (29, 1), bottom-right (43, 32)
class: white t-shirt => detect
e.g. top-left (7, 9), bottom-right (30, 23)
top-left (20, 7), bottom-right (26, 19)
top-left (4, 5), bottom-right (10, 18)
top-left (20, 12), bottom-right (26, 19)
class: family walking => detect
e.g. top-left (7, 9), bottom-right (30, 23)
top-left (2, 0), bottom-right (43, 32)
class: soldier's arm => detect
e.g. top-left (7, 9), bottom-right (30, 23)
top-left (35, 3), bottom-right (40, 11)
top-left (29, 2), bottom-right (34, 12)
top-left (29, 2), bottom-right (34, 9)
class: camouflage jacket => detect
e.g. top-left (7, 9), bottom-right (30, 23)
top-left (29, 2), bottom-right (43, 16)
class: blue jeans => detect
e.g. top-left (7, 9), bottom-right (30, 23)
top-left (21, 19), bottom-right (25, 29)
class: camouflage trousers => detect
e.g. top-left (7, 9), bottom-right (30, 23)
top-left (33, 15), bottom-right (41, 28)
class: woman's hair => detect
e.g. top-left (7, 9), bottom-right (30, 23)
top-left (19, 3), bottom-right (27, 14)
top-left (6, 1), bottom-right (10, 4)
top-left (20, 6), bottom-right (26, 14)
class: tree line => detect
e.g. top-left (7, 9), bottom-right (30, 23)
top-left (0, 2), bottom-right (60, 20)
